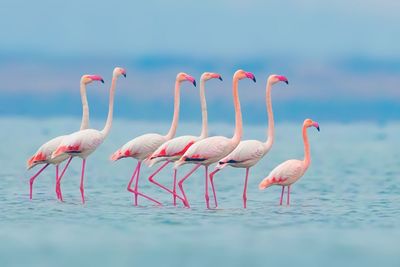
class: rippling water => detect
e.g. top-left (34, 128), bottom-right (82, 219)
top-left (1, 117), bottom-right (399, 267)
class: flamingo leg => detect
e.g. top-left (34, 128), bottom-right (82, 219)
top-left (173, 169), bottom-right (177, 206)
top-left (29, 163), bottom-right (50, 200)
top-left (280, 186), bottom-right (285, 205)
top-left (178, 164), bottom-right (201, 208)
top-left (56, 156), bottom-right (73, 202)
top-left (209, 168), bottom-right (220, 208)
top-left (55, 165), bottom-right (60, 200)
top-left (128, 162), bottom-right (162, 206)
top-left (287, 185), bottom-right (291, 206)
top-left (80, 159), bottom-right (86, 204)
top-left (148, 161), bottom-right (186, 205)
top-left (204, 166), bottom-right (210, 209)
top-left (126, 162), bottom-right (140, 204)
top-left (243, 168), bottom-right (249, 209)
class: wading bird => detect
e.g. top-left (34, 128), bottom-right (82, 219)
top-left (258, 119), bottom-right (320, 205)
top-left (110, 73), bottom-right (196, 206)
top-left (148, 72), bottom-right (222, 206)
top-left (52, 67), bottom-right (126, 204)
top-left (174, 70), bottom-right (256, 209)
top-left (27, 74), bottom-right (104, 200)
top-left (212, 75), bottom-right (288, 208)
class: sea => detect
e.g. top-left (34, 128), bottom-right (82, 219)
top-left (1, 117), bottom-right (399, 267)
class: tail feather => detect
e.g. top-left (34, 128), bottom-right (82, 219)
top-left (27, 152), bottom-right (47, 169)
top-left (259, 177), bottom-right (273, 190)
top-left (173, 159), bottom-right (186, 169)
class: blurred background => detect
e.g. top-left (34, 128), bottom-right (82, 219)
top-left (1, 0), bottom-right (399, 123)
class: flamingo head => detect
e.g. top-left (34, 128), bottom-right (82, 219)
top-left (304, 118), bottom-right (320, 132)
top-left (113, 67), bottom-right (127, 78)
top-left (201, 72), bottom-right (223, 82)
top-left (177, 72), bottom-right (196, 87)
top-left (234, 69), bottom-right (256, 82)
top-left (268, 74), bottom-right (289, 85)
top-left (81, 74), bottom-right (104, 84)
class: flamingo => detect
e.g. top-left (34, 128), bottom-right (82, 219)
top-left (51, 67), bottom-right (126, 204)
top-left (174, 69), bottom-right (256, 209)
top-left (110, 72), bottom-right (196, 206)
top-left (27, 74), bottom-right (104, 200)
top-left (148, 72), bottom-right (223, 206)
top-left (258, 118), bottom-right (320, 205)
top-left (212, 74), bottom-right (289, 208)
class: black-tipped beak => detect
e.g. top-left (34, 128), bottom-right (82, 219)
top-left (101, 79), bottom-right (105, 84)
top-left (193, 80), bottom-right (197, 87)
top-left (252, 77), bottom-right (256, 83)
top-left (285, 80), bottom-right (289, 84)
top-left (123, 73), bottom-right (126, 78)
top-left (316, 126), bottom-right (320, 132)
top-left (219, 76), bottom-right (223, 81)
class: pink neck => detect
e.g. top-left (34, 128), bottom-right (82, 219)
top-left (264, 81), bottom-right (274, 148)
top-left (79, 82), bottom-right (89, 130)
top-left (303, 125), bottom-right (311, 168)
top-left (231, 78), bottom-right (242, 143)
top-left (199, 79), bottom-right (208, 138)
top-left (166, 80), bottom-right (181, 139)
top-left (101, 76), bottom-right (117, 137)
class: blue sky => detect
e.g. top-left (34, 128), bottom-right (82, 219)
top-left (0, 0), bottom-right (399, 122)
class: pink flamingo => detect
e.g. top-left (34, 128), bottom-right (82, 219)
top-left (27, 74), bottom-right (104, 200)
top-left (174, 70), bottom-right (256, 209)
top-left (258, 119), bottom-right (320, 205)
top-left (148, 72), bottom-right (223, 206)
top-left (110, 72), bottom-right (196, 206)
top-left (212, 75), bottom-right (288, 208)
top-left (51, 67), bottom-right (126, 204)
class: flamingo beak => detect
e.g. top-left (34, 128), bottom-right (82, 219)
top-left (245, 72), bottom-right (256, 83)
top-left (122, 73), bottom-right (126, 78)
top-left (277, 75), bottom-right (289, 84)
top-left (312, 122), bottom-right (320, 132)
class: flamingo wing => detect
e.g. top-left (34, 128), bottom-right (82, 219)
top-left (182, 136), bottom-right (231, 161)
top-left (153, 135), bottom-right (198, 158)
top-left (259, 159), bottom-right (305, 189)
top-left (219, 140), bottom-right (265, 165)
top-left (27, 135), bottom-right (66, 168)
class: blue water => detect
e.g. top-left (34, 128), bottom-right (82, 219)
top-left (1, 117), bottom-right (400, 267)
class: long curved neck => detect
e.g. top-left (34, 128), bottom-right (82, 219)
top-left (302, 125), bottom-right (311, 168)
top-left (166, 80), bottom-right (181, 139)
top-left (79, 82), bottom-right (89, 130)
top-left (231, 78), bottom-right (242, 143)
top-left (199, 79), bottom-right (208, 138)
top-left (264, 81), bottom-right (274, 148)
top-left (101, 76), bottom-right (117, 137)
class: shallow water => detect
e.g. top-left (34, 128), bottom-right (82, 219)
top-left (1, 117), bottom-right (400, 267)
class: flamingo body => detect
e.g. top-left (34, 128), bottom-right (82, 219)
top-left (149, 135), bottom-right (198, 164)
top-left (27, 136), bottom-right (69, 169)
top-left (111, 133), bottom-right (167, 162)
top-left (217, 140), bottom-right (268, 169)
top-left (259, 159), bottom-right (305, 189)
top-left (52, 129), bottom-right (105, 159)
top-left (177, 135), bottom-right (236, 166)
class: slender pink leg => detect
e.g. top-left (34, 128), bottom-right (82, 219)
top-left (80, 159), bottom-right (86, 204)
top-left (55, 165), bottom-right (60, 200)
top-left (148, 161), bottom-right (186, 205)
top-left (133, 162), bottom-right (141, 206)
top-left (204, 166), bottom-right (210, 209)
top-left (280, 186), bottom-right (285, 205)
top-left (287, 185), bottom-right (291, 205)
top-left (173, 169), bottom-right (177, 206)
top-left (127, 162), bottom-right (162, 206)
top-left (29, 163), bottom-right (50, 200)
top-left (243, 168), bottom-right (249, 209)
top-left (178, 164), bottom-right (201, 208)
top-left (56, 156), bottom-right (73, 202)
top-left (209, 168), bottom-right (220, 208)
